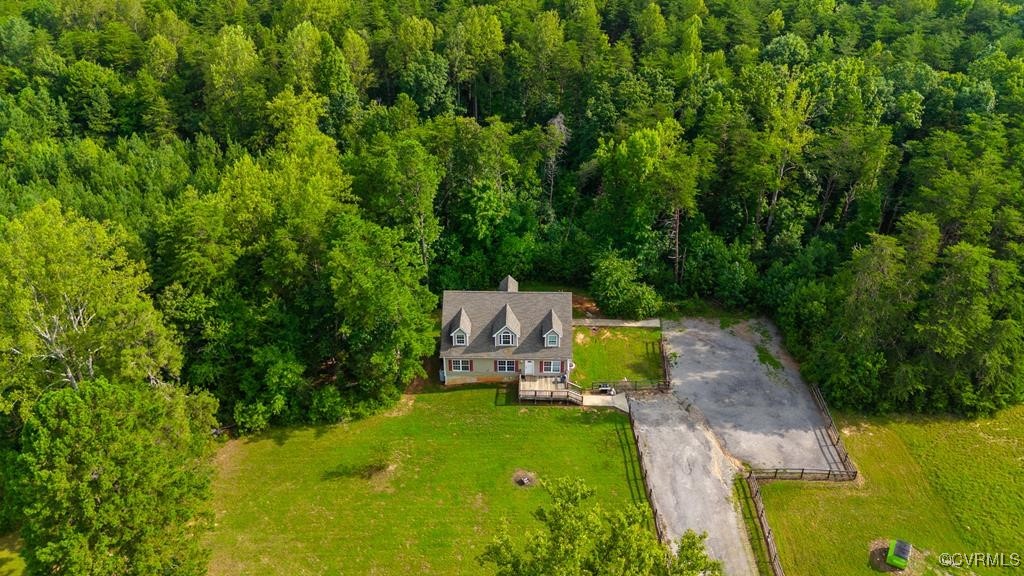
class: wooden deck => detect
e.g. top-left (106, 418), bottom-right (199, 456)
top-left (518, 375), bottom-right (583, 404)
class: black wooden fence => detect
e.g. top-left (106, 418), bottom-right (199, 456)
top-left (808, 383), bottom-right (856, 473)
top-left (659, 334), bottom-right (671, 383)
top-left (740, 383), bottom-right (859, 576)
top-left (749, 467), bottom-right (857, 482)
top-left (745, 472), bottom-right (786, 576)
top-left (627, 406), bottom-right (668, 543)
top-left (591, 380), bottom-right (670, 393)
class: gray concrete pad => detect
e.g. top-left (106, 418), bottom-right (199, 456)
top-left (664, 318), bottom-right (841, 470)
top-left (582, 392), bottom-right (629, 412)
top-left (629, 395), bottom-right (756, 576)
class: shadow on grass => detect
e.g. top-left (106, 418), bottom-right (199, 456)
top-left (237, 420), bottom-right (342, 447)
top-left (734, 476), bottom-right (775, 576)
top-left (614, 419), bottom-right (646, 508)
top-left (0, 558), bottom-right (20, 576)
top-left (494, 384), bottom-right (517, 406)
top-left (322, 459), bottom-right (389, 481)
top-left (0, 534), bottom-right (23, 576)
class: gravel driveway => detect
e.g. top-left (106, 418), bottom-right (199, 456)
top-left (622, 317), bottom-right (843, 576)
top-left (664, 318), bottom-right (841, 470)
top-left (629, 395), bottom-right (756, 576)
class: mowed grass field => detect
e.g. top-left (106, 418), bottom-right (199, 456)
top-left (760, 407), bottom-right (1024, 576)
top-left (571, 327), bottom-right (663, 388)
top-left (208, 385), bottom-right (646, 575)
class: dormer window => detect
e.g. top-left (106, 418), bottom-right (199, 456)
top-left (542, 309), bottom-right (563, 349)
top-left (492, 304), bottom-right (521, 347)
top-left (451, 308), bottom-right (471, 347)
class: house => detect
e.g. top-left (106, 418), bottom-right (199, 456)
top-left (440, 276), bottom-right (573, 386)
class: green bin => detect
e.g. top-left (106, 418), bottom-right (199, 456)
top-left (886, 539), bottom-right (912, 570)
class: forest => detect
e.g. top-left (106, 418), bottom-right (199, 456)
top-left (0, 0), bottom-right (1023, 572)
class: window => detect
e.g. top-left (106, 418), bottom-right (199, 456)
top-left (496, 360), bottom-right (516, 373)
top-left (542, 360), bottom-right (562, 374)
top-left (545, 333), bottom-right (559, 347)
top-left (498, 331), bottom-right (516, 346)
top-left (451, 359), bottom-right (471, 372)
top-left (453, 332), bottom-right (467, 346)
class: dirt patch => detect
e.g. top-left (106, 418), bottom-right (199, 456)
top-left (368, 462), bottom-right (399, 493)
top-left (573, 292), bottom-right (602, 318)
top-left (868, 538), bottom-right (930, 575)
top-left (212, 438), bottom-right (245, 481)
top-left (471, 492), bottom-right (489, 512)
top-left (512, 469), bottom-right (538, 487)
top-left (383, 395), bottom-right (415, 417)
top-left (842, 423), bottom-right (874, 437)
top-left (575, 330), bottom-right (589, 344)
top-left (729, 320), bottom-right (759, 346)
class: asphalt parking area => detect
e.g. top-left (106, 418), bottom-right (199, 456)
top-left (629, 395), bottom-right (756, 576)
top-left (664, 318), bottom-right (841, 470)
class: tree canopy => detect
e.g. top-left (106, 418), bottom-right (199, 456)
top-left (3, 0), bottom-right (1024, 569)
top-left (479, 478), bottom-right (723, 576)
top-left (15, 378), bottom-right (216, 576)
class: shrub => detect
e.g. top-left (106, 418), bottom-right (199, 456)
top-left (310, 386), bottom-right (346, 424)
top-left (590, 253), bottom-right (662, 319)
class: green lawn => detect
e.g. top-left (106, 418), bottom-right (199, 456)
top-left (759, 407), bottom-right (1024, 576)
top-left (571, 327), bottom-right (663, 388)
top-left (208, 385), bottom-right (647, 575)
top-left (0, 534), bottom-right (24, 576)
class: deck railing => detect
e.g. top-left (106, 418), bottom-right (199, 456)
top-left (518, 377), bottom-right (583, 405)
top-left (518, 388), bottom-right (583, 404)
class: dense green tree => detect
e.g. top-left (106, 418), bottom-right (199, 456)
top-left (16, 378), bottom-right (217, 576)
top-left (0, 201), bottom-right (180, 429)
top-left (62, 60), bottom-right (123, 137)
top-left (328, 214), bottom-right (438, 406)
top-left (341, 28), bottom-right (375, 100)
top-left (1, 0), bottom-right (1023, 438)
top-left (590, 253), bottom-right (662, 319)
top-left (346, 133), bottom-right (442, 267)
top-left (203, 25), bottom-right (265, 143)
top-left (446, 5), bottom-right (505, 117)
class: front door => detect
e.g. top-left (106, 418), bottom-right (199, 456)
top-left (524, 360), bottom-right (535, 375)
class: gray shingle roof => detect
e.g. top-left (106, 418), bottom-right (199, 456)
top-left (452, 308), bottom-right (471, 335)
top-left (440, 283), bottom-right (572, 360)
top-left (493, 303), bottom-right (521, 336)
top-left (542, 309), bottom-right (563, 337)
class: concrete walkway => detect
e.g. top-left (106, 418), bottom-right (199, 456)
top-left (574, 318), bottom-right (661, 328)
top-left (581, 392), bottom-right (629, 412)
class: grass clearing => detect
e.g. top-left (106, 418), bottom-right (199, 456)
top-left (759, 408), bottom-right (1024, 576)
top-left (571, 327), bottom-right (663, 388)
top-left (661, 298), bottom-right (749, 327)
top-left (208, 385), bottom-right (647, 575)
top-left (734, 477), bottom-right (773, 576)
top-left (0, 534), bottom-right (24, 576)
top-left (755, 344), bottom-right (782, 370)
